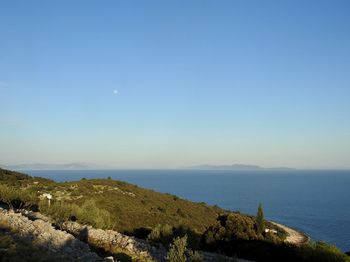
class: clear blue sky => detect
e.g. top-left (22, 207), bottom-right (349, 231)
top-left (1, 1), bottom-right (349, 169)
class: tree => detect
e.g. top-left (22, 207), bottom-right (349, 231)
top-left (166, 235), bottom-right (188, 262)
top-left (256, 203), bottom-right (265, 235)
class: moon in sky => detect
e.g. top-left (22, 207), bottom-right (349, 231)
top-left (113, 89), bottom-right (118, 95)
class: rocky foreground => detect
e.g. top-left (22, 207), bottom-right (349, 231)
top-left (0, 207), bottom-right (105, 261)
top-left (0, 207), bottom-right (251, 262)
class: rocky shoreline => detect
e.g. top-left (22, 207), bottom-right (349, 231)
top-left (271, 222), bottom-right (310, 245)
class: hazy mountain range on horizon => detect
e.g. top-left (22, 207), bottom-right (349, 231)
top-left (2, 162), bottom-right (294, 171)
top-left (1, 163), bottom-right (95, 171)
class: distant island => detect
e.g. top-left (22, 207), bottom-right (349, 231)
top-left (3, 162), bottom-right (95, 170)
top-left (3, 163), bottom-right (294, 171)
top-left (188, 164), bottom-right (294, 171)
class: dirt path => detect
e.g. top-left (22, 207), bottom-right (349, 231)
top-left (272, 222), bottom-right (309, 245)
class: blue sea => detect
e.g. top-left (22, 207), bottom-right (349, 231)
top-left (25, 169), bottom-right (350, 252)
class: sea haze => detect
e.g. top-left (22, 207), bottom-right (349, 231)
top-left (25, 169), bottom-right (350, 252)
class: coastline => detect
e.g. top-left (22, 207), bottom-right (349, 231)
top-left (272, 221), bottom-right (310, 245)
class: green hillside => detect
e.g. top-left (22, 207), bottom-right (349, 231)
top-left (0, 168), bottom-right (222, 234)
top-left (45, 178), bottom-right (223, 233)
top-left (1, 168), bottom-right (349, 262)
top-left (0, 168), bottom-right (31, 183)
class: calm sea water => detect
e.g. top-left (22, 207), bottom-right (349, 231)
top-left (25, 169), bottom-right (350, 252)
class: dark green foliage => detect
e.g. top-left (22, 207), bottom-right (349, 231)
top-left (204, 213), bottom-right (259, 245)
top-left (173, 225), bottom-right (201, 250)
top-left (256, 203), bottom-right (265, 235)
top-left (166, 235), bottom-right (188, 262)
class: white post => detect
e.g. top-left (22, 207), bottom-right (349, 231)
top-left (47, 195), bottom-right (52, 206)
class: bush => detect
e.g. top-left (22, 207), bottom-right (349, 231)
top-left (0, 185), bottom-right (17, 209)
top-left (173, 225), bottom-right (200, 250)
top-left (77, 199), bottom-right (112, 229)
top-left (39, 200), bottom-right (77, 228)
top-left (0, 185), bottom-right (37, 210)
top-left (188, 250), bottom-right (203, 262)
top-left (204, 213), bottom-right (259, 245)
top-left (39, 199), bottom-right (112, 229)
top-left (148, 224), bottom-right (174, 246)
top-left (15, 189), bottom-right (37, 210)
top-left (148, 224), bottom-right (200, 249)
top-left (166, 235), bottom-right (188, 262)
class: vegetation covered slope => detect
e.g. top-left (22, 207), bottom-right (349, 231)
top-left (0, 168), bottom-right (222, 234)
top-left (1, 168), bottom-right (349, 262)
top-left (0, 168), bottom-right (31, 184)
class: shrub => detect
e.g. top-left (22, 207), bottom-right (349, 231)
top-left (204, 213), bottom-right (259, 243)
top-left (300, 241), bottom-right (350, 262)
top-left (0, 185), bottom-right (17, 209)
top-left (173, 225), bottom-right (200, 249)
top-left (77, 199), bottom-right (112, 229)
top-left (0, 185), bottom-right (37, 210)
top-left (39, 199), bottom-right (112, 230)
top-left (14, 189), bottom-right (37, 210)
top-left (188, 250), bottom-right (203, 262)
top-left (39, 200), bottom-right (77, 228)
top-left (148, 224), bottom-right (200, 249)
top-left (166, 235), bottom-right (188, 262)
top-left (148, 224), bottom-right (174, 246)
